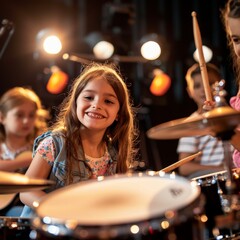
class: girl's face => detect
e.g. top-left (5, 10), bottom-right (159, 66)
top-left (187, 72), bottom-right (219, 108)
top-left (0, 101), bottom-right (37, 138)
top-left (76, 77), bottom-right (120, 132)
top-left (228, 17), bottom-right (240, 58)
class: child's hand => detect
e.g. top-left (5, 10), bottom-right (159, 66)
top-left (203, 100), bottom-right (215, 111)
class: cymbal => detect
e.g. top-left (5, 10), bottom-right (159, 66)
top-left (147, 106), bottom-right (240, 140)
top-left (0, 171), bottom-right (55, 194)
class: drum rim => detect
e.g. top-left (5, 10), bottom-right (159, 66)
top-left (32, 194), bottom-right (204, 239)
top-left (191, 168), bottom-right (240, 184)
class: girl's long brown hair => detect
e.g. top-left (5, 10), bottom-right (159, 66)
top-left (50, 62), bottom-right (138, 182)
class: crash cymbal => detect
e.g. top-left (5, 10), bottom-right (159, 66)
top-left (0, 171), bottom-right (55, 194)
top-left (147, 106), bottom-right (240, 140)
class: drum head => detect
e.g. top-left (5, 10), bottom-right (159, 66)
top-left (35, 173), bottom-right (200, 226)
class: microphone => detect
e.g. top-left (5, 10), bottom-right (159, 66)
top-left (0, 19), bottom-right (14, 59)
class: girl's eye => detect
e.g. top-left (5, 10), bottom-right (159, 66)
top-left (232, 37), bottom-right (240, 44)
top-left (84, 96), bottom-right (93, 100)
top-left (15, 113), bottom-right (24, 118)
top-left (105, 99), bottom-right (114, 104)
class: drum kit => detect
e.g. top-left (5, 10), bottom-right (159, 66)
top-left (0, 12), bottom-right (240, 240)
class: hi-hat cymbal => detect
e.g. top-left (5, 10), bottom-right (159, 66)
top-left (147, 106), bottom-right (240, 140)
top-left (0, 171), bottom-right (55, 194)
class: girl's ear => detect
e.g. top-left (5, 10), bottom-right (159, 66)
top-left (115, 114), bottom-right (119, 121)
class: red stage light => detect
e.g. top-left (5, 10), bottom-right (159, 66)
top-left (46, 70), bottom-right (68, 94)
top-left (150, 70), bottom-right (171, 96)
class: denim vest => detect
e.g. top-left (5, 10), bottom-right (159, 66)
top-left (21, 130), bottom-right (118, 217)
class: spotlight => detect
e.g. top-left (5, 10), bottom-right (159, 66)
top-left (193, 45), bottom-right (213, 63)
top-left (140, 34), bottom-right (161, 60)
top-left (85, 32), bottom-right (114, 60)
top-left (34, 28), bottom-right (62, 59)
top-left (43, 35), bottom-right (62, 54)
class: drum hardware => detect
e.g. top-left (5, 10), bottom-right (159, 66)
top-left (147, 12), bottom-right (240, 238)
top-left (0, 217), bottom-right (32, 240)
top-left (147, 107), bottom-right (240, 236)
top-left (212, 79), bottom-right (228, 108)
top-left (192, 169), bottom-right (240, 237)
top-left (191, 10), bottom-right (237, 202)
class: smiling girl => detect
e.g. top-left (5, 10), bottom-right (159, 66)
top-left (20, 62), bottom-right (138, 217)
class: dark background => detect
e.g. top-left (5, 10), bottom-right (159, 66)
top-left (0, 0), bottom-right (236, 171)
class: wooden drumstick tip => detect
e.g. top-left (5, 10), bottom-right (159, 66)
top-left (191, 11), bottom-right (197, 17)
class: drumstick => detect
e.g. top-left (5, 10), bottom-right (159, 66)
top-left (161, 151), bottom-right (202, 173)
top-left (192, 11), bottom-right (213, 102)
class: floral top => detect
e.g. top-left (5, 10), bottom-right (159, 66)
top-left (32, 131), bottom-right (118, 188)
top-left (36, 136), bottom-right (111, 179)
top-left (230, 96), bottom-right (240, 167)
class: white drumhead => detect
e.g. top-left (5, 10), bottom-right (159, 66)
top-left (36, 173), bottom-right (200, 225)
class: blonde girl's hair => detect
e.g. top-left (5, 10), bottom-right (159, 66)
top-left (0, 87), bottom-right (49, 143)
top-left (221, 0), bottom-right (240, 85)
top-left (50, 62), bottom-right (138, 181)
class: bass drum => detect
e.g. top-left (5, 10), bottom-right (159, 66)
top-left (0, 217), bottom-right (32, 240)
top-left (30, 172), bottom-right (206, 240)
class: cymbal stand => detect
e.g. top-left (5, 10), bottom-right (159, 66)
top-left (212, 82), bottom-right (240, 232)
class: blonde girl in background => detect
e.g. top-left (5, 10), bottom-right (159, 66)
top-left (0, 87), bottom-right (49, 216)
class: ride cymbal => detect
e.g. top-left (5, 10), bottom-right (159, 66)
top-left (147, 106), bottom-right (240, 140)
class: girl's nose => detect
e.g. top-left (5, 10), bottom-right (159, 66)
top-left (92, 101), bottom-right (101, 109)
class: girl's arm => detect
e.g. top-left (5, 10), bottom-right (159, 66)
top-left (0, 151), bottom-right (32, 172)
top-left (19, 152), bottom-right (52, 207)
top-left (178, 152), bottom-right (224, 176)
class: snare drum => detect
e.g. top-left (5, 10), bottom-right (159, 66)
top-left (31, 172), bottom-right (205, 240)
top-left (0, 217), bottom-right (32, 240)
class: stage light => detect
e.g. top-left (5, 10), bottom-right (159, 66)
top-left (93, 41), bottom-right (114, 59)
top-left (43, 35), bottom-right (62, 54)
top-left (140, 34), bottom-right (161, 60)
top-left (85, 32), bottom-right (114, 59)
top-left (141, 41), bottom-right (161, 60)
top-left (193, 45), bottom-right (213, 63)
top-left (150, 69), bottom-right (171, 96)
top-left (34, 29), bottom-right (62, 59)
top-left (46, 66), bottom-right (68, 94)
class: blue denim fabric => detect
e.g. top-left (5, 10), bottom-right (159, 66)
top-left (21, 131), bottom-right (118, 218)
